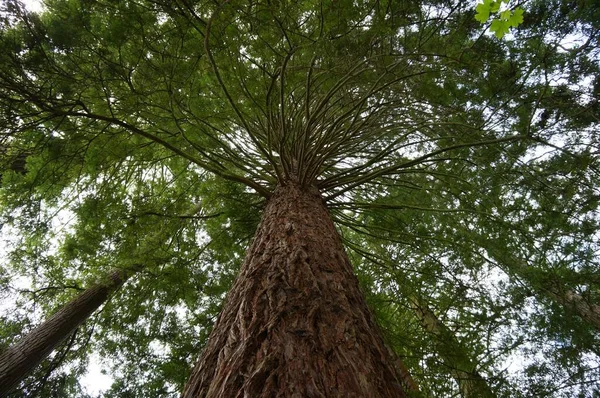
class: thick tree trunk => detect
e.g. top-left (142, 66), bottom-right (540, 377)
top-left (0, 269), bottom-right (131, 397)
top-left (183, 183), bottom-right (410, 397)
top-left (409, 295), bottom-right (495, 398)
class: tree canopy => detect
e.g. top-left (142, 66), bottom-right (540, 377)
top-left (0, 0), bottom-right (599, 396)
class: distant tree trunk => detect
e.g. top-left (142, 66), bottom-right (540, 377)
top-left (0, 268), bottom-right (133, 397)
top-left (539, 281), bottom-right (600, 331)
top-left (183, 183), bottom-right (411, 397)
top-left (483, 246), bottom-right (600, 332)
top-left (409, 295), bottom-right (495, 398)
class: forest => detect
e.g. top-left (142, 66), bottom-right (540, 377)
top-left (0, 0), bottom-right (599, 396)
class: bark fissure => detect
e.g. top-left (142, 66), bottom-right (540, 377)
top-left (183, 183), bottom-right (408, 397)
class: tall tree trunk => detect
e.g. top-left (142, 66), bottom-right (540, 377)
top-left (409, 295), bottom-right (495, 398)
top-left (183, 183), bottom-right (411, 397)
top-left (0, 268), bottom-right (132, 397)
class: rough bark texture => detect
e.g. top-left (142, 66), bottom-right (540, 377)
top-left (0, 269), bottom-right (129, 397)
top-left (183, 183), bottom-right (410, 397)
top-left (409, 296), bottom-right (495, 398)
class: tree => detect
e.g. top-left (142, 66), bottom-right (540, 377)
top-left (0, 267), bottom-right (133, 397)
top-left (183, 183), bottom-right (413, 396)
top-left (0, 202), bottom-right (206, 396)
top-left (0, 0), bottom-right (599, 396)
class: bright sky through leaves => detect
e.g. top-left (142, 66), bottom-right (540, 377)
top-left (0, 0), bottom-right (598, 396)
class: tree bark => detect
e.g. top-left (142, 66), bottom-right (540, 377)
top-left (409, 295), bottom-right (495, 398)
top-left (183, 183), bottom-right (410, 397)
top-left (0, 269), bottom-right (131, 397)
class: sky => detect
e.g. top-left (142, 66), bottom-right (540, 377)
top-left (21, 0), bottom-right (42, 13)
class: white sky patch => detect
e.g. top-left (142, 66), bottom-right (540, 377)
top-left (21, 0), bottom-right (44, 13)
top-left (557, 31), bottom-right (590, 53)
top-left (157, 12), bottom-right (168, 25)
top-left (80, 354), bottom-right (114, 396)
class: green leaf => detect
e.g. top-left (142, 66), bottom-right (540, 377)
top-left (475, 1), bottom-right (492, 23)
top-left (490, 0), bottom-right (502, 13)
top-left (509, 7), bottom-right (525, 27)
top-left (500, 9), bottom-right (513, 20)
top-left (474, 1), bottom-right (524, 38)
top-left (490, 19), bottom-right (510, 38)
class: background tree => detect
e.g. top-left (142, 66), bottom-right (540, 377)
top-left (0, 0), bottom-right (599, 396)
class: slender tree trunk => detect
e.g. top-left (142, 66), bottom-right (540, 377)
top-left (0, 202), bottom-right (203, 396)
top-left (482, 245), bottom-right (600, 332)
top-left (0, 268), bottom-right (132, 397)
top-left (183, 183), bottom-right (410, 397)
top-left (540, 282), bottom-right (600, 331)
top-left (409, 295), bottom-right (495, 398)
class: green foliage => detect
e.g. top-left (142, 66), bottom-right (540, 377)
top-left (0, 0), bottom-right (599, 396)
top-left (475, 0), bottom-right (524, 38)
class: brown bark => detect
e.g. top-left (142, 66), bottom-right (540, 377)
top-left (183, 183), bottom-right (411, 397)
top-left (0, 269), bottom-right (131, 397)
top-left (409, 296), bottom-right (495, 398)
